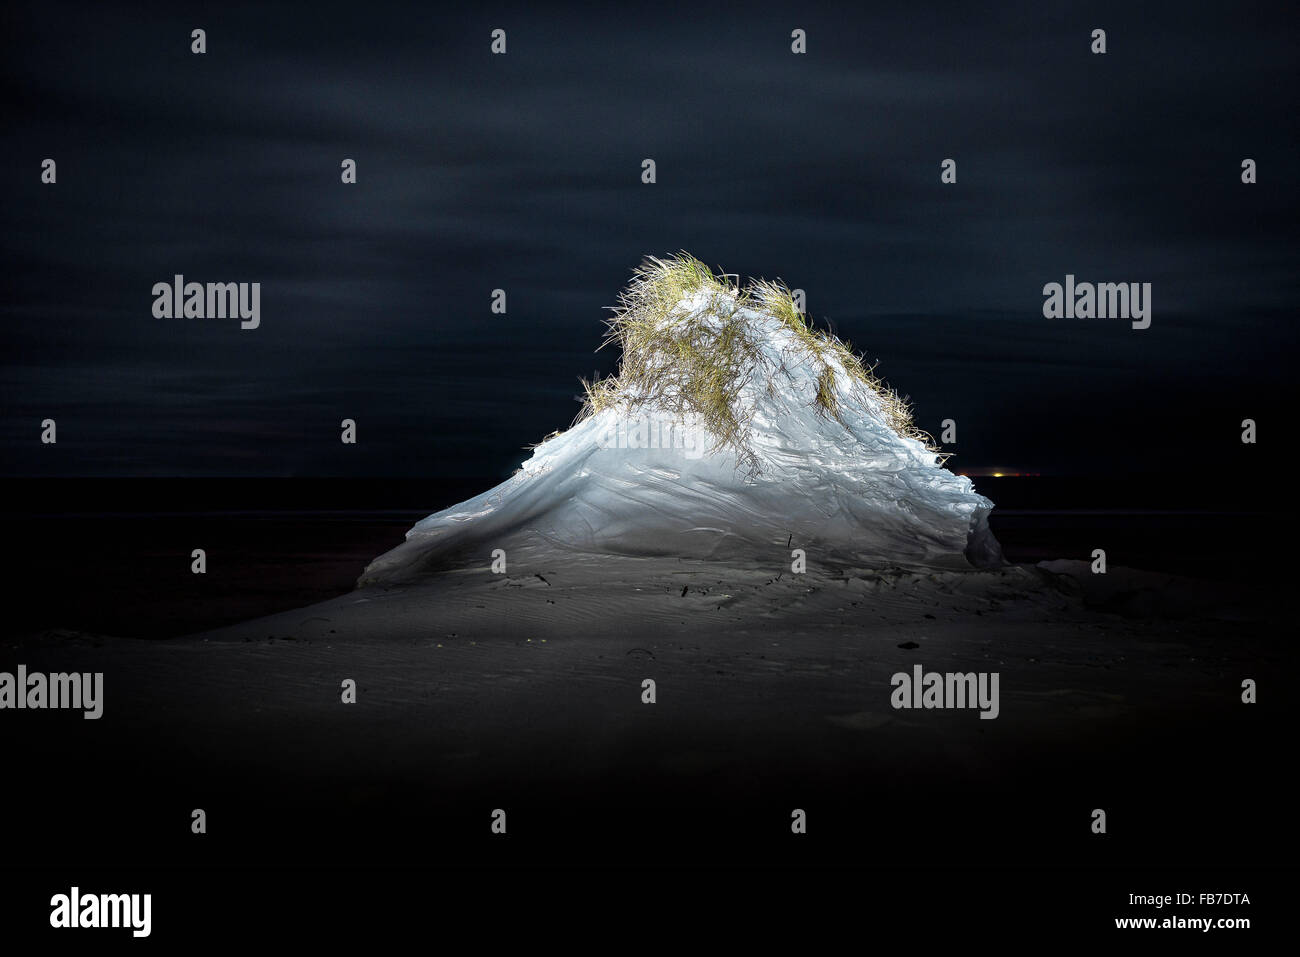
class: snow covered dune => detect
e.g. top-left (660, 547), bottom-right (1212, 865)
top-left (361, 255), bottom-right (1001, 584)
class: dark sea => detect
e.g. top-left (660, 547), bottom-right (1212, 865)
top-left (4, 475), bottom-right (1284, 639)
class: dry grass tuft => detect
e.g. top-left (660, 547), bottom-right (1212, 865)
top-left (563, 253), bottom-right (941, 468)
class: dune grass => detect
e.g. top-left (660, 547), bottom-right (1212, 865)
top-left (572, 253), bottom-right (939, 468)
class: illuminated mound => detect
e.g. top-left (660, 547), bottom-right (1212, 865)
top-left (360, 255), bottom-right (1002, 584)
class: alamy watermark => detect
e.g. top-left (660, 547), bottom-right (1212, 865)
top-left (50, 887), bottom-right (150, 937)
top-left (1042, 274), bottom-right (1151, 330)
top-left (594, 414), bottom-right (707, 459)
top-left (152, 274), bottom-right (260, 329)
top-left (891, 664), bottom-right (1000, 719)
top-left (0, 665), bottom-right (103, 719)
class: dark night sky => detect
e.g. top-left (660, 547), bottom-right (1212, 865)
top-left (2, 0), bottom-right (1296, 480)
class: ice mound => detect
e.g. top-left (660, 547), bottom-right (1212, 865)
top-left (361, 254), bottom-right (1002, 584)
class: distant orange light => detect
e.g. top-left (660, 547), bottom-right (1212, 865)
top-left (957, 467), bottom-right (1042, 478)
